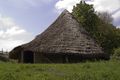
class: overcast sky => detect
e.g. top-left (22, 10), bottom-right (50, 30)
top-left (0, 0), bottom-right (120, 51)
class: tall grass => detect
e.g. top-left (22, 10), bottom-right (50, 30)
top-left (0, 61), bottom-right (120, 80)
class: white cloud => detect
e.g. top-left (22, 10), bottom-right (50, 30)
top-left (55, 0), bottom-right (120, 27)
top-left (55, 0), bottom-right (81, 12)
top-left (55, 0), bottom-right (120, 13)
top-left (112, 10), bottom-right (120, 28)
top-left (0, 14), bottom-right (33, 51)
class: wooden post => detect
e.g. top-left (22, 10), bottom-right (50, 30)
top-left (33, 52), bottom-right (35, 63)
top-left (21, 51), bottom-right (24, 63)
top-left (65, 55), bottom-right (69, 63)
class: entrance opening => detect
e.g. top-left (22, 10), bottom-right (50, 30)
top-left (23, 51), bottom-right (34, 63)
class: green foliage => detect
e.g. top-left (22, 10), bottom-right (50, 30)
top-left (0, 61), bottom-right (120, 80)
top-left (112, 48), bottom-right (120, 60)
top-left (72, 1), bottom-right (98, 32)
top-left (72, 1), bottom-right (120, 54)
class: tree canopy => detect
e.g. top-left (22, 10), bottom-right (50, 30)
top-left (72, 1), bottom-right (120, 55)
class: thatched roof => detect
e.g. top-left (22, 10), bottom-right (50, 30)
top-left (9, 10), bottom-right (104, 59)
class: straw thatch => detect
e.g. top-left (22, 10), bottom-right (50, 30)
top-left (9, 10), bottom-right (109, 63)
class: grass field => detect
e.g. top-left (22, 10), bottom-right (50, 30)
top-left (0, 60), bottom-right (120, 80)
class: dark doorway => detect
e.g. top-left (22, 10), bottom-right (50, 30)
top-left (23, 51), bottom-right (34, 63)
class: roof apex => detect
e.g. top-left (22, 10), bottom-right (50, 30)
top-left (61, 9), bottom-right (70, 14)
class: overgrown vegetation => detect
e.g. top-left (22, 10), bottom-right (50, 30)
top-left (72, 1), bottom-right (120, 55)
top-left (0, 61), bottom-right (119, 80)
top-left (112, 48), bottom-right (120, 60)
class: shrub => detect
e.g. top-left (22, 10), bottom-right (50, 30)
top-left (112, 48), bottom-right (120, 60)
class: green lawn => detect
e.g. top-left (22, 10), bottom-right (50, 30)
top-left (0, 60), bottom-right (120, 80)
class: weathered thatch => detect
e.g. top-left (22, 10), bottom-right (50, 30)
top-left (9, 10), bottom-right (109, 63)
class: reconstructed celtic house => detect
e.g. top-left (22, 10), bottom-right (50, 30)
top-left (9, 10), bottom-right (109, 63)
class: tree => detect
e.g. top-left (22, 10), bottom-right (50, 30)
top-left (72, 1), bottom-right (120, 55)
top-left (97, 12), bottom-right (113, 24)
top-left (112, 48), bottom-right (120, 60)
top-left (72, 1), bottom-right (98, 32)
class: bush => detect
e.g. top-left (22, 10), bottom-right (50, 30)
top-left (112, 48), bottom-right (120, 60)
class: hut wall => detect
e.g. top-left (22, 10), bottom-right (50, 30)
top-left (34, 53), bottom-right (43, 63)
top-left (19, 51), bottom-right (110, 63)
top-left (19, 51), bottom-right (35, 63)
top-left (34, 53), bottom-right (64, 63)
top-left (34, 52), bottom-right (110, 63)
top-left (18, 52), bottom-right (23, 63)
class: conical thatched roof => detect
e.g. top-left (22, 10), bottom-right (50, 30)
top-left (9, 10), bottom-right (107, 60)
